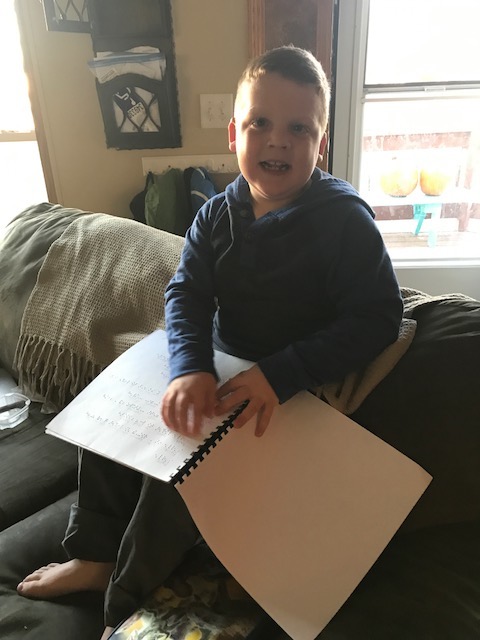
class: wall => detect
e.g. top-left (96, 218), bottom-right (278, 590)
top-left (395, 265), bottom-right (480, 298)
top-left (22, 0), bottom-right (248, 217)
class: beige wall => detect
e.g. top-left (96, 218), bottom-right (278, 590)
top-left (23, 1), bottom-right (248, 217)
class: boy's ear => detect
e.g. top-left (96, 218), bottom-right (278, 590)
top-left (228, 118), bottom-right (237, 152)
top-left (319, 132), bottom-right (328, 159)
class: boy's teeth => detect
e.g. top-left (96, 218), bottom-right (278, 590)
top-left (261, 161), bottom-right (288, 171)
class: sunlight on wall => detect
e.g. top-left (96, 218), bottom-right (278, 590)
top-left (0, 1), bottom-right (47, 227)
top-left (0, 1), bottom-right (34, 132)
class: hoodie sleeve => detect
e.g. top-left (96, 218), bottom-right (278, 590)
top-left (164, 201), bottom-right (218, 382)
top-left (257, 204), bottom-right (403, 403)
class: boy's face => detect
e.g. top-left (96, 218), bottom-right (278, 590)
top-left (229, 72), bottom-right (327, 217)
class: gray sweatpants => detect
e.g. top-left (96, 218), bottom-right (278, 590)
top-left (63, 449), bottom-right (199, 627)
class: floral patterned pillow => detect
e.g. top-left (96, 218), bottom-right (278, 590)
top-left (109, 543), bottom-right (269, 640)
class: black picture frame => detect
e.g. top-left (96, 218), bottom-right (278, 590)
top-left (95, 71), bottom-right (181, 150)
top-left (42, 0), bottom-right (90, 33)
top-left (87, 0), bottom-right (181, 150)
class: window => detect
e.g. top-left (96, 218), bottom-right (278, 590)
top-left (0, 1), bottom-right (48, 230)
top-left (332, 0), bottom-right (480, 272)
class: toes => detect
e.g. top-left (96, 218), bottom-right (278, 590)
top-left (20, 563), bottom-right (60, 583)
top-left (19, 572), bottom-right (42, 585)
top-left (16, 559), bottom-right (115, 599)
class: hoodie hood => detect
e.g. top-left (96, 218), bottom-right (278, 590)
top-left (224, 167), bottom-right (376, 220)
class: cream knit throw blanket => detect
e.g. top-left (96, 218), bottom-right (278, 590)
top-left (317, 317), bottom-right (416, 414)
top-left (14, 210), bottom-right (417, 415)
top-left (14, 213), bottom-right (184, 412)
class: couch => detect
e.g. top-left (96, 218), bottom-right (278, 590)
top-left (0, 203), bottom-right (479, 640)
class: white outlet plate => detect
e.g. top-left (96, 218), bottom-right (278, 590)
top-left (200, 93), bottom-right (233, 129)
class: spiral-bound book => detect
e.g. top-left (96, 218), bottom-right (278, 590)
top-left (46, 329), bottom-right (432, 640)
top-left (46, 329), bottom-right (254, 485)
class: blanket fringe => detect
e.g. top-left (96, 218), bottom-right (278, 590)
top-left (14, 333), bottom-right (103, 414)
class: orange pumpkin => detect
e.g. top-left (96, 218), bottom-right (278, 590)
top-left (379, 158), bottom-right (418, 197)
top-left (419, 167), bottom-right (451, 196)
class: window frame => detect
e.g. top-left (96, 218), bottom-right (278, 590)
top-left (13, 0), bottom-right (57, 203)
top-left (331, 0), bottom-right (480, 298)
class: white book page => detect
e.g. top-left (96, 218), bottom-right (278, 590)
top-left (177, 391), bottom-right (432, 640)
top-left (46, 329), bottom-right (251, 482)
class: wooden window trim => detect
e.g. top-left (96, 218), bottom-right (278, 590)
top-left (247, 0), bottom-right (335, 171)
top-left (248, 0), bottom-right (334, 79)
top-left (14, 0), bottom-right (57, 203)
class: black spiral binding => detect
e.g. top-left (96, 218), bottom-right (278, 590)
top-left (169, 401), bottom-right (249, 486)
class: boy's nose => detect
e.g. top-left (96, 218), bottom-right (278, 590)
top-left (267, 129), bottom-right (290, 148)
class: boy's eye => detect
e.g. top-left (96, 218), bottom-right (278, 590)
top-left (291, 123), bottom-right (308, 134)
top-left (250, 117), bottom-right (267, 129)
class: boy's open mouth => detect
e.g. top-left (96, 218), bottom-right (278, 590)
top-left (260, 160), bottom-right (290, 172)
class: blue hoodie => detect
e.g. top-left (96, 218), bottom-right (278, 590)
top-left (165, 168), bottom-right (403, 403)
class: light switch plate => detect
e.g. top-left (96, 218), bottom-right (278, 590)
top-left (200, 94), bottom-right (233, 129)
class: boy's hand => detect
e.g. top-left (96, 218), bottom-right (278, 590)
top-left (215, 365), bottom-right (279, 437)
top-left (161, 372), bottom-right (217, 437)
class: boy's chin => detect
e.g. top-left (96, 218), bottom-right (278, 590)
top-left (253, 187), bottom-right (306, 213)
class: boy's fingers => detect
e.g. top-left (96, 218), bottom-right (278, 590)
top-left (255, 404), bottom-right (274, 437)
top-left (177, 396), bottom-right (189, 433)
top-left (191, 400), bottom-right (206, 436)
top-left (215, 388), bottom-right (246, 415)
top-left (161, 395), bottom-right (174, 428)
top-left (216, 377), bottom-right (235, 398)
top-left (233, 411), bottom-right (250, 429)
top-left (204, 389), bottom-right (216, 419)
top-left (233, 398), bottom-right (262, 429)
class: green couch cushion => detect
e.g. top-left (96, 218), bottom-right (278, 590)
top-left (0, 399), bottom-right (77, 531)
top-left (0, 493), bottom-right (104, 640)
top-left (317, 520), bottom-right (480, 639)
top-left (351, 295), bottom-right (480, 531)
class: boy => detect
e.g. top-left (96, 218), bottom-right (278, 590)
top-left (18, 46), bottom-right (402, 640)
top-left (161, 45), bottom-right (402, 437)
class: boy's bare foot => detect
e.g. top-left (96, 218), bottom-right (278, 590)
top-left (16, 558), bottom-right (115, 599)
top-left (100, 626), bottom-right (114, 640)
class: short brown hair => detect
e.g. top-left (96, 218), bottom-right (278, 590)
top-left (236, 46), bottom-right (331, 131)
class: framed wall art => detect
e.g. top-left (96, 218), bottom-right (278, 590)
top-left (42, 0), bottom-right (90, 33)
top-left (87, 0), bottom-right (181, 150)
